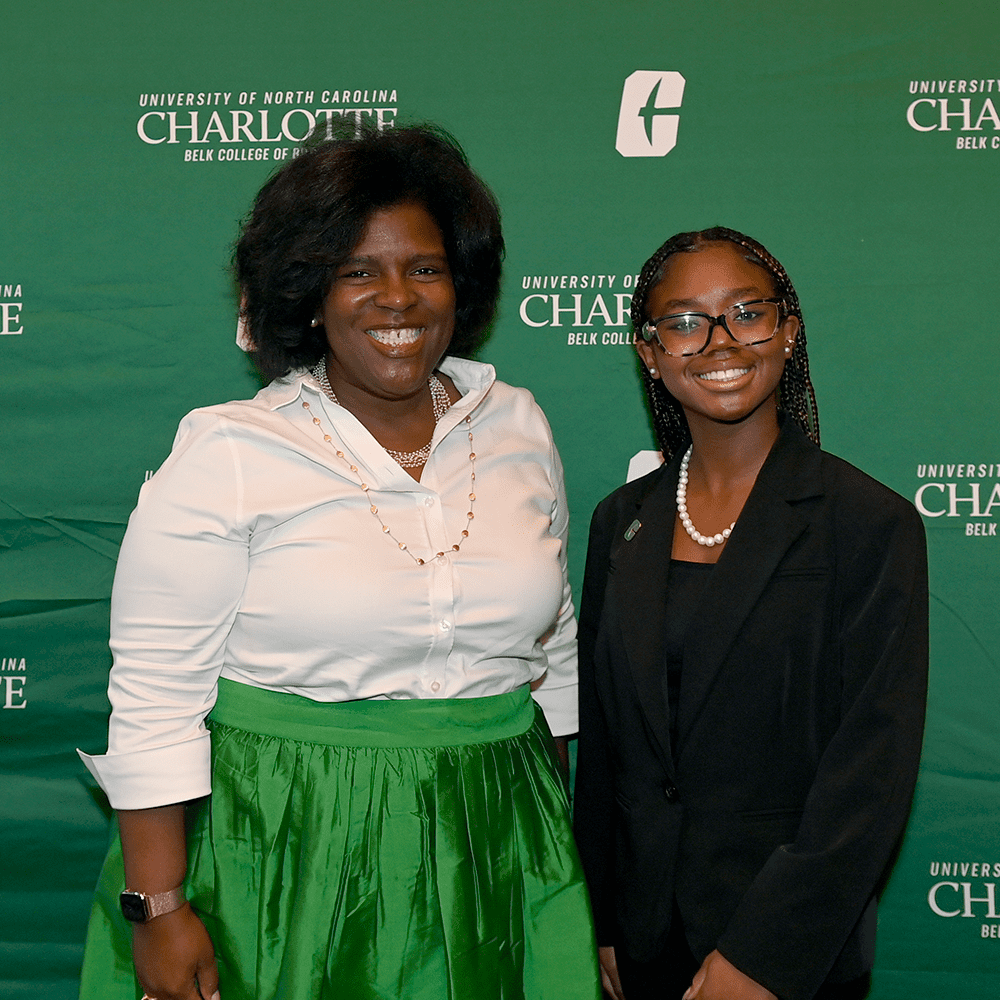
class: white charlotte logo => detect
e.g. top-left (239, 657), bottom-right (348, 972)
top-left (135, 87), bottom-right (399, 165)
top-left (914, 462), bottom-right (1000, 536)
top-left (616, 71), bottom-right (686, 157)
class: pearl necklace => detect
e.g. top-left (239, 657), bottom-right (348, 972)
top-left (311, 361), bottom-right (450, 468)
top-left (676, 446), bottom-right (735, 548)
top-left (303, 365), bottom-right (477, 566)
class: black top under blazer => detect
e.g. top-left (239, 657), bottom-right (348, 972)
top-left (573, 419), bottom-right (928, 1000)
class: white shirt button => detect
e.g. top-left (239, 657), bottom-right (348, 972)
top-left (438, 619), bottom-right (452, 632)
top-left (430, 681), bottom-right (441, 692)
top-left (436, 553), bottom-right (448, 565)
top-left (423, 496), bottom-right (435, 507)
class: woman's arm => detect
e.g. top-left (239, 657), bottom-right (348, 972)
top-left (530, 422), bottom-right (581, 739)
top-left (81, 415), bottom-right (251, 996)
top-left (118, 805), bottom-right (220, 1000)
top-left (81, 412), bottom-right (250, 808)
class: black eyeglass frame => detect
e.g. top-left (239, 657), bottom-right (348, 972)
top-left (640, 297), bottom-right (787, 357)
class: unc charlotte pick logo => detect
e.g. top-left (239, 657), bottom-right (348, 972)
top-left (616, 71), bottom-right (686, 157)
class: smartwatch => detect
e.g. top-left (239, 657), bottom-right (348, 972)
top-left (119, 886), bottom-right (187, 924)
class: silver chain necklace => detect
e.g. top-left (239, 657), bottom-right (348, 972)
top-left (311, 361), bottom-right (451, 469)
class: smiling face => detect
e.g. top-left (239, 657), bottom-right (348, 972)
top-left (319, 201), bottom-right (456, 405)
top-left (636, 241), bottom-right (799, 432)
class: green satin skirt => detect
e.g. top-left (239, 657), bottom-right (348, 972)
top-left (79, 679), bottom-right (600, 999)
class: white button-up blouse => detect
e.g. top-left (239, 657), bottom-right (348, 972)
top-left (80, 357), bottom-right (578, 809)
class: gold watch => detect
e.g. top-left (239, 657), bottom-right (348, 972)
top-left (119, 885), bottom-right (187, 923)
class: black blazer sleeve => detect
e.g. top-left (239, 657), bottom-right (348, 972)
top-left (716, 473), bottom-right (929, 1000)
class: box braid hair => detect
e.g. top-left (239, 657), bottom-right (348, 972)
top-left (630, 226), bottom-right (820, 461)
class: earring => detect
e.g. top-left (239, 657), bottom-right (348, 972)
top-left (649, 367), bottom-right (658, 377)
top-left (310, 317), bottom-right (320, 328)
top-left (784, 345), bottom-right (791, 354)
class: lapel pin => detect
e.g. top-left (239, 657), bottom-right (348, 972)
top-left (624, 519), bottom-right (642, 541)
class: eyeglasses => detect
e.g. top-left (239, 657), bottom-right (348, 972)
top-left (640, 299), bottom-right (785, 357)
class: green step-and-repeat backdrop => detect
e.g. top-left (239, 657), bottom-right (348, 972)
top-left (2, 2), bottom-right (998, 996)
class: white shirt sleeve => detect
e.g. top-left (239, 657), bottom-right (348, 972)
top-left (529, 428), bottom-right (579, 737)
top-left (79, 412), bottom-right (249, 808)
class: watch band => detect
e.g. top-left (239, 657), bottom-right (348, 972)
top-left (120, 885), bottom-right (187, 923)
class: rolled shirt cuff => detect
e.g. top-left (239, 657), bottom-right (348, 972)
top-left (531, 682), bottom-right (579, 737)
top-left (77, 731), bottom-right (212, 810)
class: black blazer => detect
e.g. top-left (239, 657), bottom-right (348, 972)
top-left (573, 421), bottom-right (928, 1000)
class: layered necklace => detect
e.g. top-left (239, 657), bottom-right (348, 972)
top-left (676, 445), bottom-right (736, 548)
top-left (311, 361), bottom-right (451, 468)
top-left (305, 361), bottom-right (476, 565)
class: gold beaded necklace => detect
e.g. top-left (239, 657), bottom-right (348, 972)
top-left (301, 371), bottom-right (477, 566)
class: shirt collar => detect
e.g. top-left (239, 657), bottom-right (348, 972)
top-left (258, 356), bottom-right (497, 414)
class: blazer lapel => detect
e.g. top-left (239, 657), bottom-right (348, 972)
top-left (677, 423), bottom-right (825, 747)
top-left (614, 459), bottom-right (682, 773)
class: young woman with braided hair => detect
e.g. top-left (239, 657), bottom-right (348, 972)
top-left (574, 228), bottom-right (927, 1000)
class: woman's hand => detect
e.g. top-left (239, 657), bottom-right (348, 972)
top-left (682, 950), bottom-right (776, 1000)
top-left (132, 902), bottom-right (220, 1000)
top-left (117, 805), bottom-right (218, 999)
top-left (598, 945), bottom-right (626, 1000)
